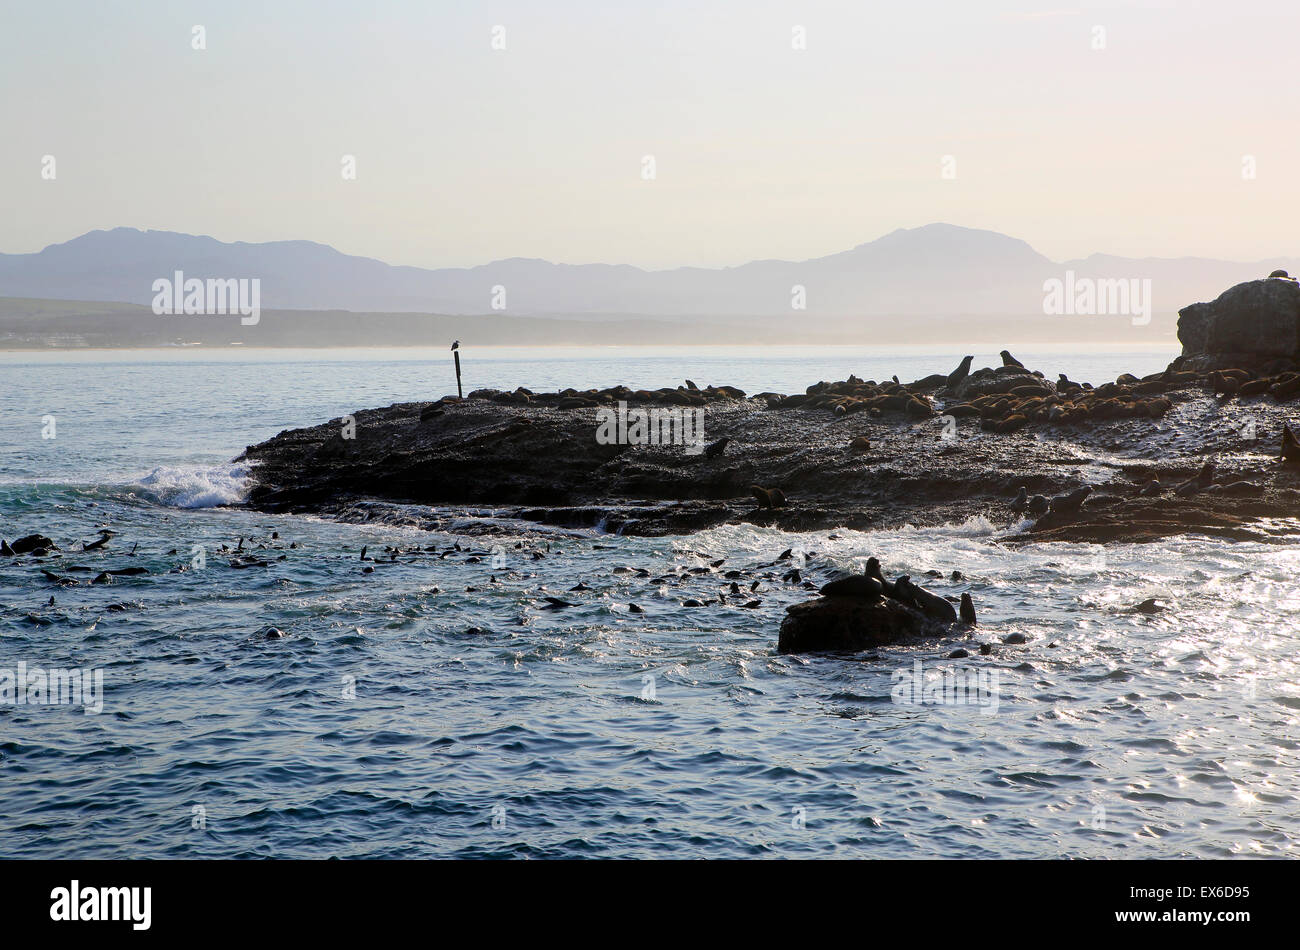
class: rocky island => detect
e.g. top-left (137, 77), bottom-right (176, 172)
top-left (242, 276), bottom-right (1300, 549)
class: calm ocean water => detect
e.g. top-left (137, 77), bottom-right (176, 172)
top-left (3, 343), bottom-right (1299, 859)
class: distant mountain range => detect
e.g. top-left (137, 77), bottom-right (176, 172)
top-left (2, 223), bottom-right (1292, 320)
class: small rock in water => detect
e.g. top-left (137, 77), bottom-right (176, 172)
top-left (948, 649), bottom-right (970, 659)
top-left (1002, 632), bottom-right (1029, 645)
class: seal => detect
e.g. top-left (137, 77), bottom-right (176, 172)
top-left (896, 576), bottom-right (958, 623)
top-left (1173, 460), bottom-right (1215, 496)
top-left (702, 437), bottom-right (729, 459)
top-left (959, 592), bottom-right (977, 625)
top-left (1000, 349), bottom-right (1025, 368)
top-left (865, 557), bottom-right (896, 597)
top-left (891, 574), bottom-right (918, 608)
top-left (750, 485), bottom-right (774, 509)
top-left (1010, 486), bottom-right (1028, 512)
top-left (1026, 493), bottom-right (1049, 515)
top-left (946, 355), bottom-right (974, 390)
top-left (819, 574), bottom-right (884, 600)
top-left (1048, 485), bottom-right (1092, 514)
top-left (1282, 424), bottom-right (1300, 463)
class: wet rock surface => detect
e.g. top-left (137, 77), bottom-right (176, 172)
top-left (239, 355), bottom-right (1300, 543)
top-left (777, 595), bottom-right (947, 654)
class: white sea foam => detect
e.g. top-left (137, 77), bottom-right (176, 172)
top-left (133, 463), bottom-right (251, 508)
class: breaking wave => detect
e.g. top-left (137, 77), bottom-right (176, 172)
top-left (133, 462), bottom-right (251, 508)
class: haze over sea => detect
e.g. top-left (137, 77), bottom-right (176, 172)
top-left (4, 343), bottom-right (1299, 859)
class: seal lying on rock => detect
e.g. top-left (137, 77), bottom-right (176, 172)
top-left (751, 485), bottom-right (788, 509)
top-left (896, 576), bottom-right (958, 623)
top-left (1048, 485), bottom-right (1092, 514)
top-left (1173, 460), bottom-right (1215, 496)
top-left (819, 574), bottom-right (884, 599)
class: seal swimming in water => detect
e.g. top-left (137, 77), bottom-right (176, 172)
top-left (946, 355), bottom-right (974, 390)
top-left (1000, 350), bottom-right (1025, 369)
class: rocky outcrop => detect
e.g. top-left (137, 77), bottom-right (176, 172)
top-left (777, 596), bottom-right (946, 654)
top-left (953, 365), bottom-right (1055, 401)
top-left (240, 355), bottom-right (1300, 545)
top-left (1177, 277), bottom-right (1300, 369)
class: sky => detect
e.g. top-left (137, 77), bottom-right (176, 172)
top-left (2, 0), bottom-right (1297, 269)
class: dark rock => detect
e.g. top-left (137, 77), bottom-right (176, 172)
top-left (1177, 278), bottom-right (1300, 363)
top-left (955, 367), bottom-right (1054, 401)
top-left (777, 595), bottom-right (943, 654)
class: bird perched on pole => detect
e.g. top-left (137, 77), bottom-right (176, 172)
top-left (451, 341), bottom-right (463, 399)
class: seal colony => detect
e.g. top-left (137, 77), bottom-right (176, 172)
top-left (240, 356), bottom-right (1300, 545)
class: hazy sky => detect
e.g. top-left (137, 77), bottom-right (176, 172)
top-left (2, 0), bottom-right (1297, 269)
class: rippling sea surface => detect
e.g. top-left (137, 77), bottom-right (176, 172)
top-left (4, 343), bottom-right (1299, 859)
